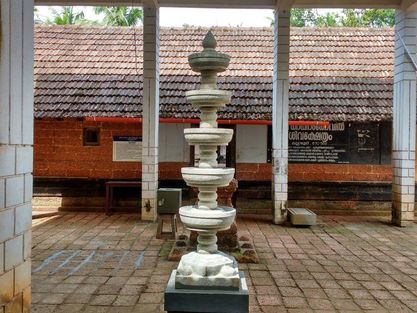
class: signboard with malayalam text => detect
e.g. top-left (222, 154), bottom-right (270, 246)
top-left (112, 136), bottom-right (142, 162)
top-left (289, 122), bottom-right (380, 164)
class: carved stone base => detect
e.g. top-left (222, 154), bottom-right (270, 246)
top-left (165, 270), bottom-right (249, 313)
top-left (175, 251), bottom-right (240, 290)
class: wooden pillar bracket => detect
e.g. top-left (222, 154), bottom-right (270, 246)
top-left (398, 33), bottom-right (417, 70)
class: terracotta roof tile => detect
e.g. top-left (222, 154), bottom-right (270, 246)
top-left (34, 25), bottom-right (395, 121)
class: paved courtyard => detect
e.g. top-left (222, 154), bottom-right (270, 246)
top-left (31, 213), bottom-right (417, 313)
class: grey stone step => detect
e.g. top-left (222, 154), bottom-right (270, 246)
top-left (288, 207), bottom-right (317, 226)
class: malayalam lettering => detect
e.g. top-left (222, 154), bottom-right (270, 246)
top-left (289, 122), bottom-right (348, 163)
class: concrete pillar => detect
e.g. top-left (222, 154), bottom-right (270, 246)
top-left (392, 8), bottom-right (417, 226)
top-left (0, 0), bottom-right (34, 312)
top-left (141, 3), bottom-right (160, 221)
top-left (272, 8), bottom-right (290, 224)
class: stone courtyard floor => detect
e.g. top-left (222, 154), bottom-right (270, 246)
top-left (31, 213), bottom-right (417, 313)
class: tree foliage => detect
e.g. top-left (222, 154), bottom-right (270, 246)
top-left (290, 8), bottom-right (316, 27)
top-left (94, 7), bottom-right (143, 26)
top-left (314, 12), bottom-right (340, 27)
top-left (341, 9), bottom-right (395, 27)
top-left (46, 7), bottom-right (89, 25)
top-left (270, 8), bottom-right (396, 27)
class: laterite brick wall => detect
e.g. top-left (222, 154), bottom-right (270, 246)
top-left (35, 120), bottom-right (141, 179)
top-left (34, 120), bottom-right (187, 180)
top-left (33, 119), bottom-right (397, 216)
top-left (236, 163), bottom-right (392, 182)
top-left (34, 119), bottom-right (393, 182)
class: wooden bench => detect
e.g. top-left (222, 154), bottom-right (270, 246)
top-left (105, 181), bottom-right (141, 215)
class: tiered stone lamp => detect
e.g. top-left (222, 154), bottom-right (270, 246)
top-left (165, 31), bottom-right (248, 313)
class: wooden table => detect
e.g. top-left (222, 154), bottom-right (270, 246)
top-left (105, 181), bottom-right (141, 215)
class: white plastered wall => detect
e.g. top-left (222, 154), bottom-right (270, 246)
top-left (159, 123), bottom-right (190, 162)
top-left (236, 125), bottom-right (268, 163)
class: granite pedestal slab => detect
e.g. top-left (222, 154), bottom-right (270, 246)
top-left (288, 207), bottom-right (316, 226)
top-left (165, 270), bottom-right (249, 313)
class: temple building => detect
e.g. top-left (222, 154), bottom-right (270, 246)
top-left (2, 0), bottom-right (417, 311)
top-left (34, 25), bottom-right (394, 216)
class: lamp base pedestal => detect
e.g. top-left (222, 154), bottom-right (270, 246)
top-left (164, 270), bottom-right (249, 313)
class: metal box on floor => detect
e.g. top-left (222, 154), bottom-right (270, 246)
top-left (288, 207), bottom-right (316, 226)
top-left (157, 188), bottom-right (182, 214)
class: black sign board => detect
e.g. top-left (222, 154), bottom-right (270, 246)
top-left (113, 136), bottom-right (142, 142)
top-left (348, 123), bottom-right (380, 164)
top-left (289, 122), bottom-right (380, 164)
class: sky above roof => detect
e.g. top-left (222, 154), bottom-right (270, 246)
top-left (36, 6), bottom-right (275, 27)
top-left (36, 7), bottom-right (340, 27)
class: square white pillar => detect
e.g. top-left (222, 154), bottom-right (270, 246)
top-left (272, 9), bottom-right (290, 224)
top-left (141, 4), bottom-right (160, 221)
top-left (0, 0), bottom-right (33, 311)
top-left (392, 8), bottom-right (417, 226)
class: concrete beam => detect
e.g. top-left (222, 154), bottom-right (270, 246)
top-left (292, 0), bottom-right (400, 7)
top-left (34, 0), bottom-right (402, 8)
top-left (401, 0), bottom-right (417, 10)
top-left (35, 0), bottom-right (144, 5)
top-left (276, 0), bottom-right (294, 10)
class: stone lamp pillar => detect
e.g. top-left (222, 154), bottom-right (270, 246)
top-left (165, 31), bottom-right (248, 313)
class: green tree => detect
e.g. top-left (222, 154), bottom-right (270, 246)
top-left (94, 6), bottom-right (143, 26)
top-left (341, 9), bottom-right (363, 27)
top-left (290, 8), bottom-right (316, 27)
top-left (47, 6), bottom-right (88, 25)
top-left (269, 8), bottom-right (394, 27)
top-left (361, 9), bottom-right (395, 27)
top-left (341, 9), bottom-right (395, 27)
top-left (270, 9), bottom-right (340, 27)
top-left (314, 12), bottom-right (340, 27)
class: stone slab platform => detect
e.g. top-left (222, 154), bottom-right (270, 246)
top-left (31, 214), bottom-right (417, 313)
top-left (288, 207), bottom-right (317, 226)
top-left (165, 270), bottom-right (248, 313)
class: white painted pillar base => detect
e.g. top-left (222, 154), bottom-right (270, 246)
top-left (141, 4), bottom-right (160, 221)
top-left (392, 8), bottom-right (417, 227)
top-left (0, 0), bottom-right (34, 312)
top-left (272, 9), bottom-right (290, 224)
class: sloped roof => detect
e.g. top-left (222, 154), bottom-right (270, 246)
top-left (34, 25), bottom-right (394, 121)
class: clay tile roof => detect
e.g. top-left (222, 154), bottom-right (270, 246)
top-left (34, 25), bottom-right (395, 121)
